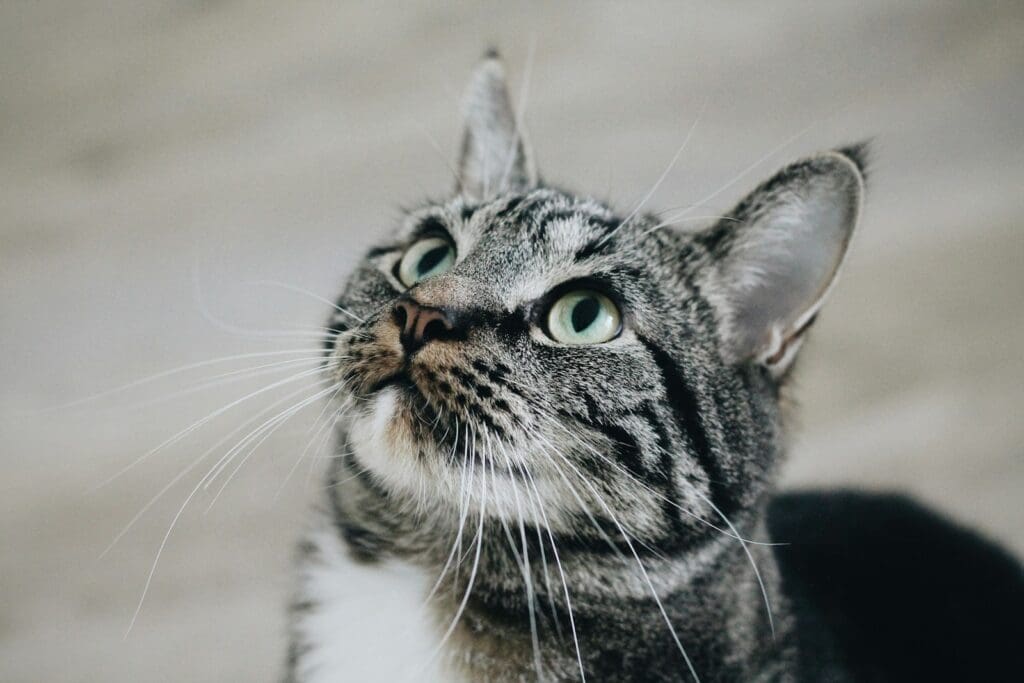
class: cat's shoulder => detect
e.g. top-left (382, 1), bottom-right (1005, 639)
top-left (767, 489), bottom-right (1023, 681)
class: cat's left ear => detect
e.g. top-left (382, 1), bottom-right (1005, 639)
top-left (456, 50), bottom-right (537, 201)
top-left (700, 145), bottom-right (868, 377)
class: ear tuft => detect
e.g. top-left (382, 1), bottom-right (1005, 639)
top-left (834, 140), bottom-right (872, 187)
top-left (701, 150), bottom-right (866, 376)
top-left (456, 53), bottom-right (537, 201)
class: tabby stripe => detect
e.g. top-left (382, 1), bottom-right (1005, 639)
top-left (365, 245), bottom-right (399, 258)
top-left (592, 421), bottom-right (647, 481)
top-left (632, 401), bottom-right (677, 492)
top-left (638, 401), bottom-right (702, 539)
top-left (511, 194), bottom-right (551, 227)
top-left (557, 407), bottom-right (647, 481)
top-left (493, 194), bottom-right (524, 219)
top-left (533, 208), bottom-right (578, 236)
top-left (574, 216), bottom-right (623, 261)
top-left (636, 335), bottom-right (734, 515)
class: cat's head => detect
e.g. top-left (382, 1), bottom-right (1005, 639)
top-left (326, 54), bottom-right (865, 543)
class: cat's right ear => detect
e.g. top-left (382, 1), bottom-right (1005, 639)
top-left (456, 50), bottom-right (537, 201)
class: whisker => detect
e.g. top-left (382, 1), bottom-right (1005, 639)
top-left (528, 431), bottom-right (631, 563)
top-left (517, 442), bottom-right (586, 682)
top-left (192, 260), bottom-right (344, 341)
top-left (534, 432), bottom-right (702, 682)
top-left (274, 391), bottom-right (351, 499)
top-left (104, 356), bottom-right (334, 414)
top-left (501, 441), bottom-right (562, 641)
top-left (412, 426), bottom-right (489, 680)
top-left (423, 421), bottom-right (474, 606)
top-left (498, 36), bottom-right (538, 191)
top-left (98, 380), bottom-right (332, 559)
top-left (454, 421), bottom-right (473, 584)
top-left (197, 382), bottom-right (334, 494)
top-left (692, 487), bottom-right (775, 637)
top-left (505, 378), bottom-right (779, 546)
top-left (412, 119), bottom-right (462, 189)
top-left (116, 383), bottom-right (338, 639)
top-left (493, 437), bottom-right (543, 679)
top-left (125, 482), bottom-right (209, 637)
top-left (203, 382), bottom-right (344, 509)
top-left (247, 280), bottom-right (365, 323)
top-left (92, 363), bottom-right (337, 491)
top-left (638, 213), bottom-right (741, 238)
top-left (124, 377), bottom-right (347, 636)
top-left (322, 458), bottom-right (375, 491)
top-left (42, 348), bottom-right (327, 413)
top-left (656, 122), bottom-right (815, 232)
top-left (599, 99), bottom-right (707, 245)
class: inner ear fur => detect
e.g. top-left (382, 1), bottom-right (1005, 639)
top-left (700, 145), bottom-right (868, 376)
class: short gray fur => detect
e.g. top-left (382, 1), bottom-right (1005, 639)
top-left (285, 54), bottom-right (1023, 682)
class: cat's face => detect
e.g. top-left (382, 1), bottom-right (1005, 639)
top-left (329, 190), bottom-right (714, 538)
top-left (325, 56), bottom-right (865, 545)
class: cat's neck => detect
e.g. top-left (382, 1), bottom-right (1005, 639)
top-left (327, 455), bottom-right (791, 681)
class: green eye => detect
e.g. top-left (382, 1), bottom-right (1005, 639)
top-left (397, 236), bottom-right (455, 287)
top-left (546, 289), bottom-right (622, 345)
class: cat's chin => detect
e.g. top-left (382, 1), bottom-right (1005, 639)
top-left (343, 386), bottom-right (456, 500)
top-left (341, 387), bottom-right (568, 526)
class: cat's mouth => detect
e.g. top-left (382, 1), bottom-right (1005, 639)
top-left (349, 351), bottom-right (454, 435)
top-left (334, 313), bottom-right (522, 456)
top-left (368, 362), bottom-right (411, 389)
top-left (365, 366), bottom-right (419, 397)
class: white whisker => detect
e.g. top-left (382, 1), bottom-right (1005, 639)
top-left (92, 363), bottom-right (336, 491)
top-left (498, 36), bottom-right (538, 192)
top-left (274, 390), bottom-right (351, 499)
top-left (411, 426), bottom-right (489, 681)
top-left (247, 280), bottom-right (364, 323)
top-left (652, 122), bottom-right (815, 234)
top-left (99, 381), bottom-right (330, 560)
top-left (43, 348), bottom-right (326, 413)
top-left (692, 487), bottom-right (775, 637)
top-left (203, 382), bottom-right (344, 506)
top-left (533, 431), bottom-right (702, 682)
top-left (517, 442), bottom-right (586, 682)
top-left (495, 438), bottom-right (543, 680)
top-left (423, 420), bottom-right (473, 606)
top-left (599, 99), bottom-right (707, 245)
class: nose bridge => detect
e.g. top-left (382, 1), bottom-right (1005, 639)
top-left (410, 273), bottom-right (500, 311)
top-left (390, 274), bottom-right (502, 354)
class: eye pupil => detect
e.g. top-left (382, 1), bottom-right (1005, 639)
top-left (571, 296), bottom-right (600, 332)
top-left (417, 245), bottom-right (449, 276)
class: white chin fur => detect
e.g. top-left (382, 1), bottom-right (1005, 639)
top-left (347, 387), bottom-right (435, 502)
top-left (345, 388), bottom-right (572, 528)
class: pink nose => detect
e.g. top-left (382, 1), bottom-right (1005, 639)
top-left (393, 298), bottom-right (455, 352)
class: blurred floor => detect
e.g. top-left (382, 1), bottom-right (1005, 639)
top-left (2, 2), bottom-right (1022, 681)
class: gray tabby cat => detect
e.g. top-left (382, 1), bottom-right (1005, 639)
top-left (286, 54), bottom-right (1023, 682)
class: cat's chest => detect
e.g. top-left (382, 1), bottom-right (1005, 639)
top-left (291, 521), bottom-right (458, 683)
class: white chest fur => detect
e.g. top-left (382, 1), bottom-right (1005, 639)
top-left (290, 517), bottom-right (457, 683)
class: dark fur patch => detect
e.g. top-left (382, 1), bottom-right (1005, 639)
top-left (637, 336), bottom-right (734, 515)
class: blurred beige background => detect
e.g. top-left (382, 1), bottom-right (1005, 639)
top-left (2, 2), bottom-right (1022, 681)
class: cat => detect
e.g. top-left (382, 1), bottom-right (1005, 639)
top-left (285, 52), bottom-right (1023, 682)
